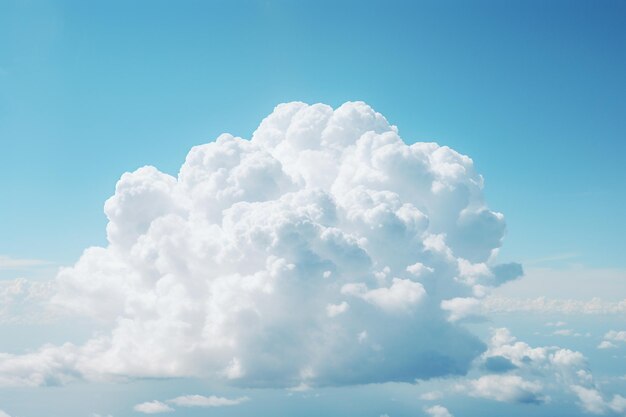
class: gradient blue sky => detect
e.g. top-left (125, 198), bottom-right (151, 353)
top-left (1, 1), bottom-right (626, 417)
top-left (2, 0), bottom-right (625, 267)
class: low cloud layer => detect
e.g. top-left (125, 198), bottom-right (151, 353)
top-left (0, 278), bottom-right (56, 324)
top-left (0, 101), bottom-right (521, 388)
top-left (483, 297), bottom-right (626, 315)
top-left (457, 327), bottom-right (626, 415)
top-left (168, 394), bottom-right (249, 407)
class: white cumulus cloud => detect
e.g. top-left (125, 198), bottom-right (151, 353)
top-left (0, 101), bottom-right (518, 388)
top-left (597, 330), bottom-right (626, 350)
top-left (466, 327), bottom-right (626, 415)
top-left (604, 330), bottom-right (626, 342)
top-left (440, 297), bottom-right (481, 322)
top-left (468, 374), bottom-right (545, 404)
top-left (424, 405), bottom-right (454, 417)
top-left (598, 340), bottom-right (617, 349)
top-left (341, 278), bottom-right (426, 313)
top-left (133, 401), bottom-right (173, 414)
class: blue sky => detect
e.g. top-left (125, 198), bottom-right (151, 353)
top-left (1, 1), bottom-right (625, 417)
top-left (2, 0), bottom-right (625, 267)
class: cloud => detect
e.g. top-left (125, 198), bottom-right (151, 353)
top-left (341, 278), bottom-right (426, 313)
top-left (167, 395), bottom-right (249, 407)
top-left (570, 386), bottom-right (606, 414)
top-left (420, 391), bottom-right (443, 401)
top-left (482, 296), bottom-right (626, 315)
top-left (0, 342), bottom-right (85, 387)
top-left (598, 341), bottom-right (617, 349)
top-left (610, 395), bottom-right (626, 413)
top-left (482, 328), bottom-right (548, 368)
top-left (424, 405), bottom-right (454, 417)
top-left (597, 330), bottom-right (626, 350)
top-left (133, 401), bottom-right (173, 414)
top-left (0, 410), bottom-right (12, 417)
top-left (468, 375), bottom-right (545, 404)
top-left (0, 255), bottom-right (48, 270)
top-left (440, 297), bottom-right (481, 322)
top-left (489, 266), bottom-right (626, 301)
top-left (0, 278), bottom-right (58, 324)
top-left (569, 386), bottom-right (626, 415)
top-left (481, 328), bottom-right (587, 373)
top-left (0, 101), bottom-right (515, 388)
top-left (465, 327), bottom-right (626, 414)
top-left (604, 330), bottom-right (626, 342)
top-left (483, 356), bottom-right (517, 373)
top-left (326, 301), bottom-right (349, 317)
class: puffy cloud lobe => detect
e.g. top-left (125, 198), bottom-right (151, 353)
top-left (424, 405), bottom-right (454, 417)
top-left (468, 375), bottom-right (544, 404)
top-left (481, 328), bottom-right (588, 376)
top-left (341, 278), bottom-right (426, 313)
top-left (440, 297), bottom-right (481, 322)
top-left (3, 101), bottom-right (514, 388)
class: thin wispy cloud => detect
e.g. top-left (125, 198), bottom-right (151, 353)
top-left (167, 395), bottom-right (249, 407)
top-left (483, 297), bottom-right (626, 315)
top-left (0, 255), bottom-right (49, 270)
